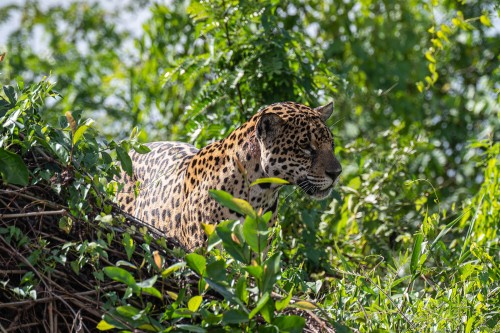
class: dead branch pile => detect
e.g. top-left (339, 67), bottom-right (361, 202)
top-left (0, 182), bottom-right (186, 333)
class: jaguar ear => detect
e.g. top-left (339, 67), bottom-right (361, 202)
top-left (314, 102), bottom-right (334, 121)
top-left (256, 112), bottom-right (285, 141)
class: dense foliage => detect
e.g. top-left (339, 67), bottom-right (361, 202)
top-left (1, 0), bottom-right (499, 332)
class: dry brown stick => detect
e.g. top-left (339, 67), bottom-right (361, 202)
top-left (6, 310), bottom-right (25, 331)
top-left (0, 209), bottom-right (66, 219)
top-left (48, 272), bottom-right (55, 333)
top-left (53, 307), bottom-right (72, 333)
top-left (0, 187), bottom-right (66, 210)
top-left (0, 270), bottom-right (28, 275)
top-left (3, 322), bottom-right (40, 332)
top-left (0, 296), bottom-right (59, 309)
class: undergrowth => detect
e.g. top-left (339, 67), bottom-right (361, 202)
top-left (1, 77), bottom-right (499, 333)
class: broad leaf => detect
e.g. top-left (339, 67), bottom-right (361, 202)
top-left (116, 146), bottom-right (133, 176)
top-left (188, 295), bottom-right (203, 312)
top-left (204, 278), bottom-right (249, 313)
top-left (243, 215), bottom-right (268, 254)
top-left (185, 253), bottom-right (206, 276)
top-left (161, 262), bottom-right (186, 278)
top-left (222, 309), bottom-right (248, 324)
top-left (262, 252), bottom-right (281, 293)
top-left (0, 148), bottom-right (29, 186)
top-left (273, 315), bottom-right (306, 333)
top-left (209, 190), bottom-right (256, 218)
top-left (249, 292), bottom-right (270, 319)
top-left (276, 289), bottom-right (293, 311)
top-left (103, 266), bottom-right (136, 287)
top-left (72, 118), bottom-right (94, 145)
top-left (96, 319), bottom-right (115, 331)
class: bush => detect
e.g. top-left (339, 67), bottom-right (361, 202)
top-left (1, 0), bottom-right (499, 332)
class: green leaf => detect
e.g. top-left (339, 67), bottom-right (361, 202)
top-left (465, 315), bottom-right (476, 333)
top-left (122, 233), bottom-right (135, 261)
top-left (215, 220), bottom-right (249, 264)
top-left (262, 252), bottom-right (281, 293)
top-left (222, 309), bottom-right (249, 324)
top-left (204, 278), bottom-right (249, 313)
top-left (136, 275), bottom-right (157, 288)
top-left (290, 301), bottom-right (316, 310)
top-left (187, 2), bottom-right (209, 21)
top-left (176, 324), bottom-right (207, 332)
top-left (0, 148), bottom-right (29, 186)
top-left (96, 319), bottom-right (115, 331)
top-left (116, 146), bottom-right (133, 177)
top-left (209, 190), bottom-right (256, 218)
top-left (276, 290), bottom-right (293, 311)
top-left (115, 260), bottom-right (137, 269)
top-left (480, 15), bottom-right (491, 27)
top-left (249, 292), bottom-right (270, 319)
top-left (260, 298), bottom-right (274, 323)
top-left (3, 86), bottom-right (16, 105)
top-left (137, 323), bottom-right (161, 332)
top-left (416, 81), bottom-right (425, 92)
top-left (141, 286), bottom-right (162, 299)
top-left (162, 262), bottom-right (186, 278)
top-left (185, 253), bottom-right (206, 276)
top-left (235, 277), bottom-right (248, 304)
top-left (103, 266), bottom-right (136, 287)
top-left (116, 305), bottom-right (140, 318)
top-left (250, 177), bottom-right (289, 186)
top-left (273, 315), bottom-right (306, 333)
top-left (243, 265), bottom-right (263, 279)
top-left (242, 215), bottom-right (268, 254)
top-left (206, 259), bottom-right (226, 281)
top-left (425, 50), bottom-right (436, 64)
top-left (188, 295), bottom-right (203, 312)
top-left (133, 143), bottom-right (151, 154)
top-left (72, 119), bottom-right (94, 145)
top-left (410, 233), bottom-right (424, 275)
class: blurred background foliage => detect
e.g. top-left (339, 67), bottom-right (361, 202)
top-left (1, 0), bottom-right (499, 331)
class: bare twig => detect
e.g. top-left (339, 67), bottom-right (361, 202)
top-left (0, 187), bottom-right (66, 210)
top-left (0, 209), bottom-right (67, 219)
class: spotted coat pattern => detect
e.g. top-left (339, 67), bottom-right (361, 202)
top-left (117, 102), bottom-right (342, 250)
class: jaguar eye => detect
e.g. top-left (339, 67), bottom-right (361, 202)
top-left (300, 148), bottom-right (311, 155)
top-left (300, 145), bottom-right (316, 155)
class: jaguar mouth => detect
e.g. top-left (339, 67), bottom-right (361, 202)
top-left (298, 180), bottom-right (333, 199)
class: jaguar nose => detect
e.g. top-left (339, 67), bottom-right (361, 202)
top-left (326, 168), bottom-right (342, 181)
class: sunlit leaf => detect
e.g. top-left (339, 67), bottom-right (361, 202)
top-left (291, 301), bottom-right (316, 310)
top-left (185, 253), bottom-right (206, 276)
top-left (248, 292), bottom-right (270, 319)
top-left (73, 119), bottom-right (94, 145)
top-left (96, 319), bottom-right (115, 331)
top-left (250, 177), bottom-right (289, 186)
top-left (479, 15), bottom-right (491, 27)
top-left (161, 262), bottom-right (186, 278)
top-left (188, 295), bottom-right (203, 312)
top-left (276, 289), bottom-right (293, 311)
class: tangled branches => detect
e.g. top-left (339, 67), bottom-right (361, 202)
top-left (0, 184), bottom-right (184, 333)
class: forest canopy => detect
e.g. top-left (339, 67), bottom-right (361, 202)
top-left (0, 0), bottom-right (499, 332)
